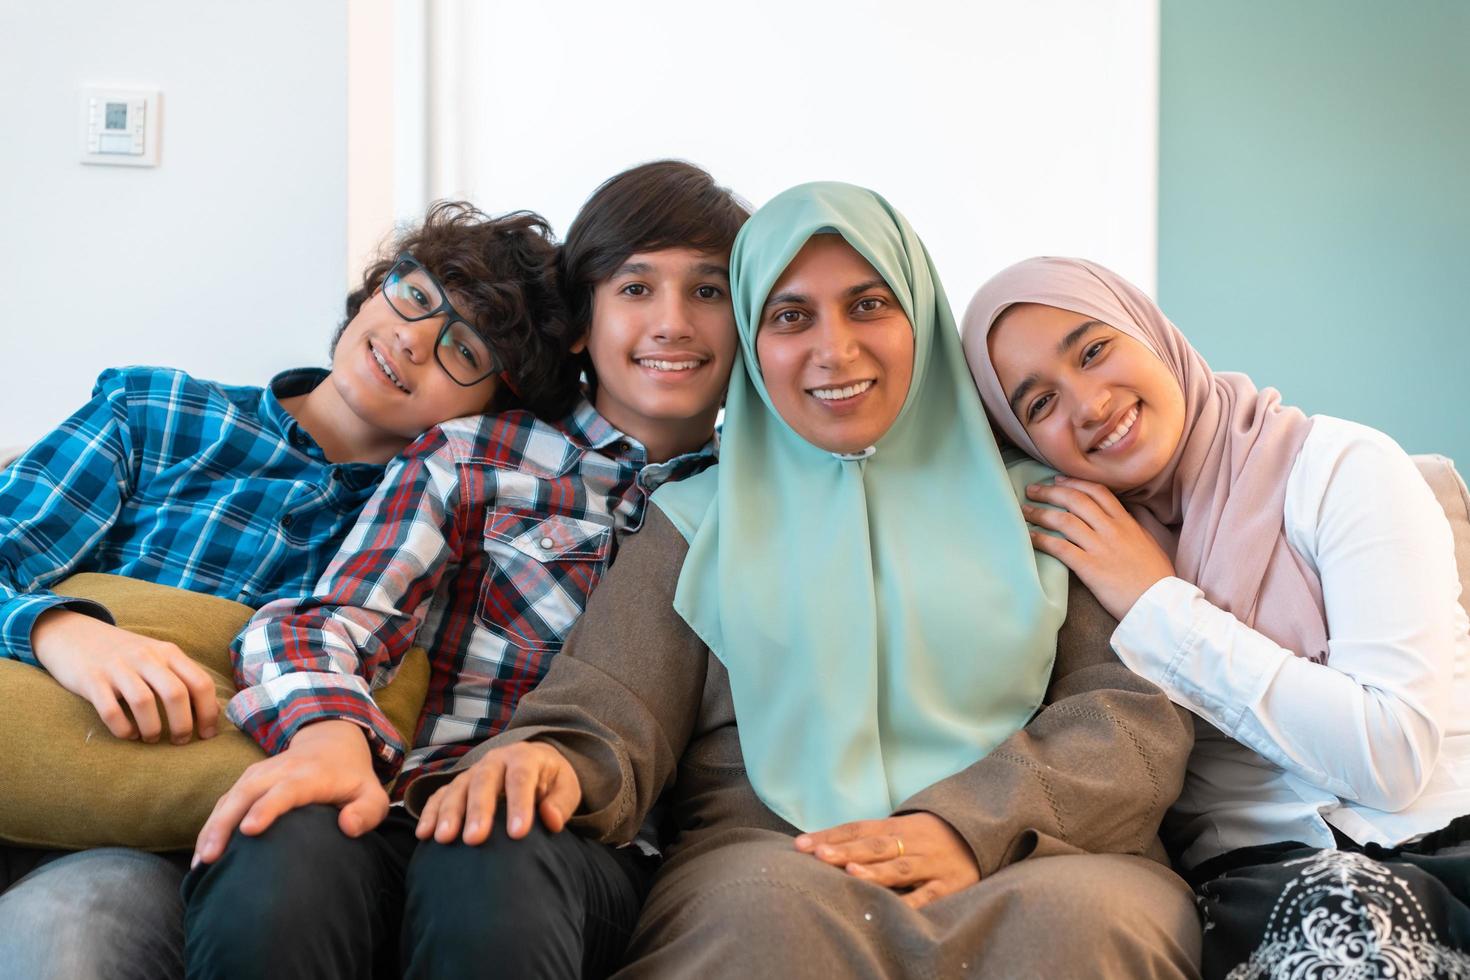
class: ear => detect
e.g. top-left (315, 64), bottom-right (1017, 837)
top-left (569, 330), bottom-right (589, 355)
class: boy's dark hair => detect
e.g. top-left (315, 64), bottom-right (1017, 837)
top-left (337, 201), bottom-right (580, 419)
top-left (559, 160), bottom-right (750, 390)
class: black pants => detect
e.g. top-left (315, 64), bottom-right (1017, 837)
top-left (182, 805), bottom-right (655, 980)
top-left (1190, 815), bottom-right (1470, 979)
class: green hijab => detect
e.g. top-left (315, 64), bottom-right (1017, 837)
top-left (653, 182), bottom-right (1068, 831)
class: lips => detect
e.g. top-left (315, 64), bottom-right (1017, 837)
top-left (1089, 404), bottom-right (1139, 452)
top-left (809, 379), bottom-right (875, 402)
top-left (369, 341), bottom-right (411, 394)
top-left (634, 355), bottom-right (709, 373)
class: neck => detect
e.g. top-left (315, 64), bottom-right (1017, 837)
top-left (594, 395), bottom-right (716, 465)
top-left (279, 377), bottom-right (411, 465)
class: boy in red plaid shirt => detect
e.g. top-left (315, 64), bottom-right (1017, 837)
top-left (186, 161), bottom-right (749, 979)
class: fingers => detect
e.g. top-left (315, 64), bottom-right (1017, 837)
top-left (1024, 483), bottom-right (1110, 535)
top-left (901, 878), bottom-right (960, 910)
top-left (1020, 503), bottom-right (1096, 548)
top-left (501, 752), bottom-right (542, 839)
top-left (1053, 476), bottom-right (1126, 516)
top-left (462, 760), bottom-right (506, 845)
top-left (793, 820), bottom-right (880, 854)
top-left (415, 786), bottom-right (447, 840)
top-left (1028, 528), bottom-right (1086, 567)
top-left (113, 671), bottom-right (164, 743)
top-left (337, 784), bottom-right (390, 838)
top-left (136, 657), bottom-right (195, 744)
top-left (429, 774), bottom-right (472, 845)
top-left (194, 775), bottom-right (268, 865)
top-left (169, 650), bottom-right (221, 738)
top-left (538, 760), bottom-right (582, 833)
top-left (84, 679), bottom-right (138, 740)
top-left (844, 853), bottom-right (925, 889)
top-left (809, 833), bottom-right (904, 869)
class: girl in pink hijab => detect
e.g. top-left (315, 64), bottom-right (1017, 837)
top-left (963, 256), bottom-right (1470, 980)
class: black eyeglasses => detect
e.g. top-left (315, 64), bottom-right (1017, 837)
top-left (382, 254), bottom-right (500, 387)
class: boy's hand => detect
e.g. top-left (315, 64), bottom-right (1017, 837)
top-left (415, 741), bottom-right (581, 846)
top-left (31, 608), bottom-right (220, 744)
top-left (192, 719), bottom-right (387, 866)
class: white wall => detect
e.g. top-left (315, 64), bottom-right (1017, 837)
top-left (0, 1), bottom-right (347, 447)
top-left (425, 0), bottom-right (1158, 320)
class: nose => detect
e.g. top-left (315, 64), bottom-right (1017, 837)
top-left (650, 293), bottom-right (695, 343)
top-left (393, 316), bottom-right (441, 364)
top-left (811, 315), bottom-right (859, 370)
top-left (1070, 381), bottom-right (1112, 427)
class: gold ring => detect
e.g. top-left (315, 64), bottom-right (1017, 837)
top-left (894, 836), bottom-right (905, 859)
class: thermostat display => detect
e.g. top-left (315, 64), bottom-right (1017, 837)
top-left (80, 88), bottom-right (160, 167)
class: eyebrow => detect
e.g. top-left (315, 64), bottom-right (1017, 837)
top-left (1005, 319), bottom-right (1106, 417)
top-left (762, 278), bottom-right (894, 310)
top-left (613, 261), bottom-right (730, 280)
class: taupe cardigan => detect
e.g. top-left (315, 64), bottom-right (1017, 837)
top-left (407, 506), bottom-right (1193, 876)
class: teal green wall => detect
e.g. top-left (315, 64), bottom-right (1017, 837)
top-left (1159, 1), bottom-right (1470, 467)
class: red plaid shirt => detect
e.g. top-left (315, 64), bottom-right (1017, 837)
top-left (227, 397), bottom-right (716, 797)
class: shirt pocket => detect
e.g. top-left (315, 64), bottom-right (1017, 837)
top-left (476, 508), bottom-right (613, 653)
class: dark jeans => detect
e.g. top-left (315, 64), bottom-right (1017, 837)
top-left (182, 805), bottom-right (654, 980)
top-left (1190, 815), bottom-right (1470, 980)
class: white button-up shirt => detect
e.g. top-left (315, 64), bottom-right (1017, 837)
top-left (1111, 416), bottom-right (1470, 869)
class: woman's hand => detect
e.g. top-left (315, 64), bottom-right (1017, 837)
top-left (794, 813), bottom-right (978, 909)
top-left (1022, 476), bottom-right (1176, 621)
top-left (414, 741), bottom-right (581, 846)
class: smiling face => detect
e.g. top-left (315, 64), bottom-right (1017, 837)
top-left (582, 247), bottom-right (737, 461)
top-left (987, 302), bottom-right (1186, 491)
top-left (753, 235), bottom-right (915, 455)
top-left (330, 284), bottom-right (500, 440)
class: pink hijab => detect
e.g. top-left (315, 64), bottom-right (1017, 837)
top-left (961, 257), bottom-right (1328, 663)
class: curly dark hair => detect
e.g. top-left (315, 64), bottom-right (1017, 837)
top-left (336, 201), bottom-right (579, 420)
top-left (559, 160), bottom-right (750, 391)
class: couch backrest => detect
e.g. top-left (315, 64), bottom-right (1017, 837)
top-left (1415, 454), bottom-right (1470, 617)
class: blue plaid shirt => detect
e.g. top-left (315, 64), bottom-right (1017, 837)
top-left (0, 366), bottom-right (385, 664)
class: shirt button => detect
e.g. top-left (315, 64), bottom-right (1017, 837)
top-left (280, 514), bottom-right (294, 528)
top-left (614, 441), bottom-right (631, 454)
top-left (538, 536), bottom-right (555, 550)
top-left (291, 432), bottom-right (307, 447)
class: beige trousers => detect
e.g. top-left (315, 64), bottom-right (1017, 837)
top-left (615, 829), bottom-right (1202, 979)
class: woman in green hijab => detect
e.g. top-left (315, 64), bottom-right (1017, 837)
top-left (407, 183), bottom-right (1201, 977)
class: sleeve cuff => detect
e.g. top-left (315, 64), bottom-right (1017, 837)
top-left (228, 675), bottom-right (406, 777)
top-left (1109, 576), bottom-right (1204, 692)
top-left (1, 593), bottom-right (115, 665)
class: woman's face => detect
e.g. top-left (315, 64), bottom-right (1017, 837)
top-left (754, 235), bottom-right (915, 454)
top-left (987, 302), bottom-right (1186, 491)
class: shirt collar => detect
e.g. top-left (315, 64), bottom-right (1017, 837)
top-left (262, 368), bottom-right (331, 460)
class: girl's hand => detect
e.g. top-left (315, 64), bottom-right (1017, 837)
top-left (1022, 477), bottom-right (1176, 621)
top-left (794, 813), bottom-right (978, 909)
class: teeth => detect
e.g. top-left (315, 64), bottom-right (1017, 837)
top-left (811, 380), bottom-right (875, 401)
top-left (636, 358), bottom-right (705, 372)
top-left (371, 345), bottom-right (409, 392)
top-left (1095, 405), bottom-right (1139, 451)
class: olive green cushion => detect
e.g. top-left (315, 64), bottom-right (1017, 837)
top-left (0, 573), bottom-right (428, 851)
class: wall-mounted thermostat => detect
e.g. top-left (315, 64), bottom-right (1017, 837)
top-left (80, 88), bottom-right (160, 167)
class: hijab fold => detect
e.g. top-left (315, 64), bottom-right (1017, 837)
top-left (962, 257), bottom-right (1327, 664)
top-left (654, 184), bottom-right (1068, 832)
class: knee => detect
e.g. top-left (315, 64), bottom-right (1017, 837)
top-left (0, 849), bottom-right (184, 980)
top-left (406, 822), bottom-right (573, 934)
top-left (184, 806), bottom-right (361, 940)
top-left (988, 854), bottom-right (1201, 964)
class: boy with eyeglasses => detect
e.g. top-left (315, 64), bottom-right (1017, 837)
top-left (183, 160), bottom-right (750, 980)
top-left (0, 202), bottom-right (575, 978)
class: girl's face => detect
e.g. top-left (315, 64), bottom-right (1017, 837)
top-left (755, 235), bottom-right (915, 454)
top-left (987, 302), bottom-right (1186, 491)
